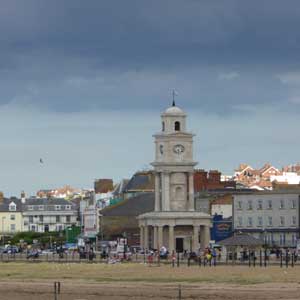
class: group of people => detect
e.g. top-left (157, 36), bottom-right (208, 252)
top-left (146, 246), bottom-right (220, 264)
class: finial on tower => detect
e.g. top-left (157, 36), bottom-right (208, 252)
top-left (172, 89), bottom-right (178, 106)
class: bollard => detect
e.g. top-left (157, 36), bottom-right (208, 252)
top-left (264, 249), bottom-right (267, 267)
top-left (199, 256), bottom-right (201, 267)
top-left (285, 250), bottom-right (288, 268)
top-left (253, 252), bottom-right (256, 267)
top-left (280, 251), bottom-right (283, 268)
top-left (292, 252), bottom-right (294, 268)
top-left (187, 257), bottom-right (190, 267)
top-left (177, 252), bottom-right (180, 267)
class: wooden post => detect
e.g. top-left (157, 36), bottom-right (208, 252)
top-left (178, 284), bottom-right (182, 300)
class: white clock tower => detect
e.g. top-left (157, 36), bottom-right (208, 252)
top-left (138, 102), bottom-right (211, 253)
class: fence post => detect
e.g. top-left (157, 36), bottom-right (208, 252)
top-left (248, 250), bottom-right (251, 267)
top-left (291, 252), bottom-right (294, 268)
top-left (178, 284), bottom-right (182, 300)
top-left (285, 250), bottom-right (288, 268)
top-left (280, 251), bottom-right (283, 268)
top-left (264, 249), bottom-right (267, 267)
top-left (54, 281), bottom-right (61, 300)
top-left (259, 249), bottom-right (262, 267)
top-left (177, 252), bottom-right (180, 267)
top-left (187, 256), bottom-right (190, 267)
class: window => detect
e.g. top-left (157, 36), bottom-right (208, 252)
top-left (29, 216), bottom-right (34, 223)
top-left (56, 225), bottom-right (63, 231)
top-left (267, 200), bottom-right (272, 209)
top-left (238, 217), bottom-right (242, 226)
top-left (257, 200), bottom-right (263, 210)
top-left (66, 215), bottom-right (71, 223)
top-left (237, 201), bottom-right (242, 210)
top-left (9, 203), bottom-right (16, 211)
top-left (65, 205), bottom-right (71, 210)
top-left (55, 205), bottom-right (61, 210)
top-left (280, 200), bottom-right (285, 209)
top-left (247, 200), bottom-right (253, 210)
top-left (268, 216), bottom-right (273, 226)
top-left (279, 234), bottom-right (285, 246)
top-left (10, 214), bottom-right (15, 221)
top-left (30, 225), bottom-right (36, 232)
top-left (174, 121), bottom-right (180, 131)
top-left (257, 216), bottom-right (263, 227)
top-left (292, 216), bottom-right (297, 226)
top-left (56, 216), bottom-right (60, 223)
top-left (162, 122), bottom-right (165, 132)
top-left (38, 205), bottom-right (44, 210)
top-left (280, 216), bottom-right (285, 226)
top-left (10, 224), bottom-right (16, 232)
top-left (28, 205), bottom-right (33, 211)
top-left (292, 234), bottom-right (297, 246)
top-left (39, 215), bottom-right (43, 222)
top-left (248, 217), bottom-right (253, 227)
top-left (291, 199), bottom-right (296, 209)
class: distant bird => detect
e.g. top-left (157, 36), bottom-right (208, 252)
top-left (40, 158), bottom-right (44, 164)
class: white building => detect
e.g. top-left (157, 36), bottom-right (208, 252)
top-left (270, 172), bottom-right (300, 185)
top-left (22, 198), bottom-right (78, 232)
top-left (233, 191), bottom-right (300, 247)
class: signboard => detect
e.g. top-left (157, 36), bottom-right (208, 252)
top-left (211, 215), bottom-right (233, 242)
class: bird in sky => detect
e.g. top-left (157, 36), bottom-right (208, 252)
top-left (40, 158), bottom-right (44, 164)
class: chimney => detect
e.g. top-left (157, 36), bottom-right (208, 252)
top-left (0, 191), bottom-right (3, 204)
top-left (21, 190), bottom-right (26, 204)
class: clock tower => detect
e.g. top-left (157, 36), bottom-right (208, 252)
top-left (152, 103), bottom-right (197, 212)
top-left (138, 103), bottom-right (211, 253)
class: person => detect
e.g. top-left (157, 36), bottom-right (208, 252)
top-left (160, 246), bottom-right (168, 259)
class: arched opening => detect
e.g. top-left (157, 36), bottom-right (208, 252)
top-left (162, 121), bottom-right (165, 132)
top-left (175, 121), bottom-right (180, 131)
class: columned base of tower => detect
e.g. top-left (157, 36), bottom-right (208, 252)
top-left (138, 211), bottom-right (211, 253)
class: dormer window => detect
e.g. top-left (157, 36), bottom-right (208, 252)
top-left (175, 121), bottom-right (180, 131)
top-left (9, 202), bottom-right (16, 211)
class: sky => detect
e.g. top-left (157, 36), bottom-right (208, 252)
top-left (1, 0), bottom-right (300, 196)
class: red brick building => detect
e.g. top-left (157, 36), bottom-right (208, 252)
top-left (194, 169), bottom-right (236, 192)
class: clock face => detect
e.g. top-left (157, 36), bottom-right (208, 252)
top-left (173, 144), bottom-right (185, 154)
top-left (159, 144), bottom-right (164, 155)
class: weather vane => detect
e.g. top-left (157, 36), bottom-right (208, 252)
top-left (172, 89), bottom-right (178, 106)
